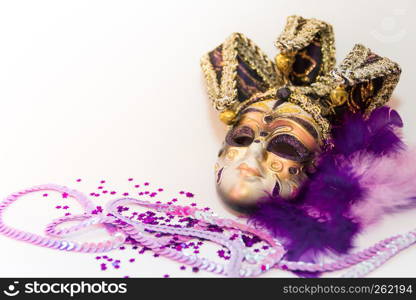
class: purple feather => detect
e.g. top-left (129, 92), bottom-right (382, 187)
top-left (250, 107), bottom-right (415, 270)
top-left (331, 106), bottom-right (404, 156)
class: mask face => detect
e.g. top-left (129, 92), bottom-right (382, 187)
top-left (215, 100), bottom-right (321, 214)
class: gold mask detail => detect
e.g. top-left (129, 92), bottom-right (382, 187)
top-left (215, 101), bottom-right (321, 213)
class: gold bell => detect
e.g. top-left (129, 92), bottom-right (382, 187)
top-left (330, 85), bottom-right (348, 107)
top-left (275, 52), bottom-right (295, 76)
top-left (219, 109), bottom-right (236, 125)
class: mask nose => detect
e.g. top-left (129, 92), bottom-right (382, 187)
top-left (245, 139), bottom-right (264, 161)
top-left (239, 139), bottom-right (265, 173)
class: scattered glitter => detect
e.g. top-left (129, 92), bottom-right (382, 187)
top-left (91, 206), bottom-right (103, 215)
top-left (229, 234), bottom-right (239, 241)
top-left (217, 249), bottom-right (231, 260)
top-left (53, 179), bottom-right (273, 278)
top-left (242, 235), bottom-right (261, 247)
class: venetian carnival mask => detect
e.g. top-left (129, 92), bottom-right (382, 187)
top-left (201, 16), bottom-right (401, 214)
top-left (214, 101), bottom-right (321, 213)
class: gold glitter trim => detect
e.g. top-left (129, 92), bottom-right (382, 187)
top-left (200, 33), bottom-right (283, 112)
top-left (330, 44), bottom-right (402, 115)
top-left (201, 16), bottom-right (402, 143)
top-left (200, 53), bottom-right (222, 108)
top-left (234, 88), bottom-right (277, 115)
top-left (286, 91), bottom-right (331, 139)
top-left (275, 15), bottom-right (336, 81)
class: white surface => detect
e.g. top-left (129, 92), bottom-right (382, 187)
top-left (0, 0), bottom-right (415, 277)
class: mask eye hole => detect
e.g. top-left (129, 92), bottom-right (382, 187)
top-left (266, 134), bottom-right (311, 162)
top-left (226, 126), bottom-right (255, 147)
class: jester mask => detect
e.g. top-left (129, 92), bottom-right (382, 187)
top-left (202, 16), bottom-right (416, 263)
top-left (201, 16), bottom-right (400, 214)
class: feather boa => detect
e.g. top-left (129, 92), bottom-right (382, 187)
top-left (250, 107), bottom-right (416, 265)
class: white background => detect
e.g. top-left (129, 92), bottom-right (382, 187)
top-left (0, 0), bottom-right (415, 277)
